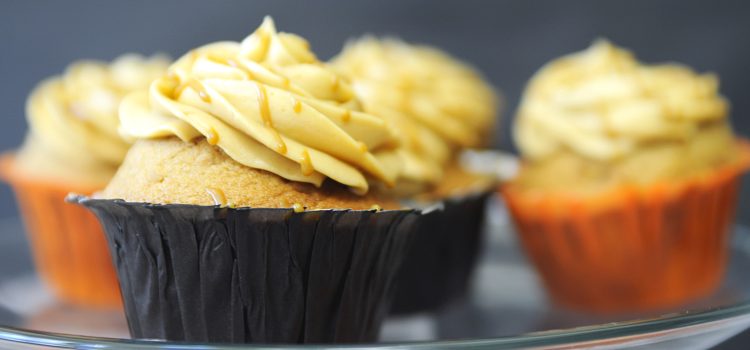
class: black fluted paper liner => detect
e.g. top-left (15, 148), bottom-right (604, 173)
top-left (390, 191), bottom-right (492, 315)
top-left (71, 196), bottom-right (419, 344)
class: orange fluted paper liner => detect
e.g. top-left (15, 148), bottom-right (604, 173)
top-left (501, 141), bottom-right (750, 314)
top-left (0, 154), bottom-right (122, 309)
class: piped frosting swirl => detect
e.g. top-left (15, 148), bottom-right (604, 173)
top-left (515, 40), bottom-right (729, 162)
top-left (119, 17), bottom-right (401, 194)
top-left (332, 37), bottom-right (498, 186)
top-left (19, 54), bottom-right (169, 184)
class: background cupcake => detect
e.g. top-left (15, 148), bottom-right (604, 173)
top-left (0, 54), bottom-right (168, 308)
top-left (79, 17), bottom-right (420, 343)
top-left (503, 40), bottom-right (750, 313)
top-left (333, 38), bottom-right (500, 314)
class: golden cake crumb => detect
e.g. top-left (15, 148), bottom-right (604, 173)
top-left (99, 138), bottom-right (400, 210)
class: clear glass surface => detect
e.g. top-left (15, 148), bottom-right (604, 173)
top-left (1, 196), bottom-right (750, 349)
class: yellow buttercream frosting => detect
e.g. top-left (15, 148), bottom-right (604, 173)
top-left (513, 40), bottom-right (738, 193)
top-left (332, 37), bottom-right (498, 186)
top-left (119, 17), bottom-right (401, 194)
top-left (16, 54), bottom-right (169, 185)
top-left (515, 40), bottom-right (729, 162)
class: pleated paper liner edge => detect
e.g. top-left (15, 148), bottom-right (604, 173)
top-left (70, 195), bottom-right (423, 343)
top-left (501, 140), bottom-right (750, 313)
top-left (390, 189), bottom-right (493, 315)
top-left (0, 153), bottom-right (122, 309)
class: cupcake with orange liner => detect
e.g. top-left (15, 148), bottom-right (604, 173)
top-left (0, 54), bottom-right (169, 308)
top-left (502, 40), bottom-right (750, 313)
top-left (333, 37), bottom-right (500, 314)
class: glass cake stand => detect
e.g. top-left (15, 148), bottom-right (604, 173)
top-left (1, 196), bottom-right (750, 349)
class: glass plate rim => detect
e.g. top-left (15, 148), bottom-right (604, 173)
top-left (1, 293), bottom-right (749, 349)
top-left (2, 225), bottom-right (750, 349)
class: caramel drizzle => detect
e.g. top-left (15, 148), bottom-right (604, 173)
top-left (256, 84), bottom-right (273, 126)
top-left (341, 110), bottom-right (351, 123)
top-left (228, 59), bottom-right (255, 80)
top-left (299, 149), bottom-right (314, 176)
top-left (166, 70), bottom-right (179, 81)
top-left (256, 83), bottom-right (287, 154)
top-left (173, 78), bottom-right (211, 103)
top-left (331, 76), bottom-right (340, 91)
top-left (259, 31), bottom-right (271, 50)
top-left (265, 65), bottom-right (291, 89)
top-left (206, 127), bottom-right (220, 145)
top-left (206, 54), bottom-right (256, 81)
top-left (292, 203), bottom-right (305, 213)
top-left (253, 31), bottom-right (272, 60)
top-left (206, 187), bottom-right (227, 207)
top-left (208, 50), bottom-right (286, 90)
top-left (293, 99), bottom-right (302, 114)
top-left (358, 142), bottom-right (369, 153)
top-left (270, 128), bottom-right (287, 153)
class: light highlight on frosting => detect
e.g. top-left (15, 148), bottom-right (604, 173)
top-left (119, 17), bottom-right (401, 194)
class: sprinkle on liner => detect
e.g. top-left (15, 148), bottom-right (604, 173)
top-left (205, 187), bottom-right (227, 207)
top-left (292, 203), bottom-right (305, 213)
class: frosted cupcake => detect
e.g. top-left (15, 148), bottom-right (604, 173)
top-left (333, 38), bottom-right (499, 314)
top-left (76, 17), bottom-right (421, 343)
top-left (333, 37), bottom-right (498, 194)
top-left (0, 54), bottom-right (168, 308)
top-left (503, 40), bottom-right (750, 313)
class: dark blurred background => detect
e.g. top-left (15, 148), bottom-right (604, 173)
top-left (1, 0), bottom-right (750, 218)
top-left (1, 1), bottom-right (749, 347)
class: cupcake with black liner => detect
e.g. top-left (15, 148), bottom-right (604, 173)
top-left (74, 17), bottom-right (422, 343)
top-left (332, 38), bottom-right (499, 314)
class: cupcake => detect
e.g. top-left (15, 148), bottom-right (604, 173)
top-left (502, 40), bottom-right (750, 313)
top-left (332, 38), bottom-right (499, 314)
top-left (0, 54), bottom-right (169, 308)
top-left (75, 17), bottom-right (420, 343)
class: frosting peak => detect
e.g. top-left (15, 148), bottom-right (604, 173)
top-left (332, 37), bottom-right (498, 186)
top-left (120, 17), bottom-right (401, 194)
top-left (515, 40), bottom-right (729, 161)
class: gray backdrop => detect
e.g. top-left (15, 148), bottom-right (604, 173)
top-left (1, 1), bottom-right (750, 348)
top-left (2, 0), bottom-right (749, 219)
